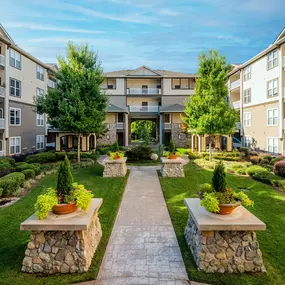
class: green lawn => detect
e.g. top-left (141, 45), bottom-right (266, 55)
top-left (0, 164), bottom-right (128, 285)
top-left (159, 161), bottom-right (285, 285)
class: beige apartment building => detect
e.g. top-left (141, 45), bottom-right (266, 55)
top-left (0, 24), bottom-right (56, 156)
top-left (228, 28), bottom-right (285, 155)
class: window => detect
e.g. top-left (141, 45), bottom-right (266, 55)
top-left (36, 135), bottom-right (44, 150)
top-left (267, 108), bottom-right (278, 126)
top-left (102, 78), bottom-right (116, 89)
top-left (181, 79), bottom-right (189, 89)
top-left (244, 112), bottom-right (251, 127)
top-left (268, 78), bottom-right (278, 97)
top-left (10, 78), bottom-right (21, 97)
top-left (10, 108), bottom-right (21, 126)
top-left (10, 49), bottom-right (21, 69)
top-left (244, 66), bottom-right (251, 81)
top-left (36, 65), bottom-right (44, 81)
top-left (36, 88), bottom-right (44, 97)
top-left (244, 88), bottom-right (251, 104)
top-left (171, 78), bottom-right (195, 90)
top-left (10, 137), bottom-right (21, 155)
top-left (244, 136), bottom-right (251, 148)
top-left (267, 50), bottom-right (278, 69)
top-left (268, 137), bottom-right (278, 154)
top-left (37, 113), bottom-right (44, 126)
top-left (172, 79), bottom-right (180, 89)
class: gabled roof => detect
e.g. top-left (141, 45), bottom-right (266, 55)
top-left (108, 104), bottom-right (128, 113)
top-left (0, 24), bottom-right (15, 45)
top-left (274, 27), bottom-right (285, 43)
top-left (126, 65), bottom-right (162, 77)
top-left (160, 104), bottom-right (185, 113)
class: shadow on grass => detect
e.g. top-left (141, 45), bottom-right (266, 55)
top-left (159, 161), bottom-right (285, 285)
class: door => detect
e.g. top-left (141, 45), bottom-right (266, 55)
top-left (142, 85), bottom-right (148, 94)
top-left (142, 102), bottom-right (148, 111)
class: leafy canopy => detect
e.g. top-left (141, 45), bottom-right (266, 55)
top-left (36, 42), bottom-right (108, 136)
top-left (183, 50), bottom-right (238, 136)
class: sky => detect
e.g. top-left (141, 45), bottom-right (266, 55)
top-left (1, 0), bottom-right (285, 73)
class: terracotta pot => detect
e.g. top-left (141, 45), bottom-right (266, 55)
top-left (113, 155), bottom-right (121, 160)
top-left (52, 203), bottom-right (78, 215)
top-left (217, 201), bottom-right (241, 215)
top-left (168, 154), bottom-right (177, 159)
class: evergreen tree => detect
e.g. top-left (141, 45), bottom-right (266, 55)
top-left (57, 155), bottom-right (73, 198)
top-left (212, 161), bottom-right (226, 192)
top-left (168, 140), bottom-right (175, 153)
top-left (141, 126), bottom-right (151, 145)
top-left (36, 42), bottom-right (108, 162)
top-left (183, 50), bottom-right (238, 161)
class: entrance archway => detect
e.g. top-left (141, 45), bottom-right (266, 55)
top-left (130, 119), bottom-right (157, 145)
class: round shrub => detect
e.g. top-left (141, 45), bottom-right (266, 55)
top-left (0, 172), bottom-right (25, 197)
top-left (246, 165), bottom-right (267, 176)
top-left (21, 169), bottom-right (36, 179)
top-left (252, 170), bottom-right (276, 184)
top-left (0, 162), bottom-right (15, 178)
top-left (125, 145), bottom-right (152, 161)
top-left (249, 156), bottom-right (260, 165)
top-left (273, 160), bottom-right (285, 178)
top-left (25, 152), bottom-right (57, 164)
top-left (260, 154), bottom-right (272, 163)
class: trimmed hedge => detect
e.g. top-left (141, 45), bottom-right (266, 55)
top-left (0, 188), bottom-right (3, 198)
top-left (252, 170), bottom-right (276, 185)
top-left (15, 162), bottom-right (41, 175)
top-left (25, 152), bottom-right (57, 164)
top-left (0, 162), bottom-right (15, 178)
top-left (21, 169), bottom-right (35, 179)
top-left (0, 172), bottom-right (25, 197)
top-left (125, 145), bottom-right (152, 161)
top-left (246, 165), bottom-right (266, 176)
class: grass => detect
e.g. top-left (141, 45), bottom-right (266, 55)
top-left (0, 164), bottom-right (128, 285)
top-left (159, 161), bottom-right (285, 285)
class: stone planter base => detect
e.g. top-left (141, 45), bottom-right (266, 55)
top-left (160, 157), bottom-right (184, 177)
top-left (103, 157), bottom-right (127, 177)
top-left (184, 198), bottom-right (266, 274)
top-left (20, 199), bottom-right (102, 275)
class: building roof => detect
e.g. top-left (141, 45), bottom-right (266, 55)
top-left (160, 104), bottom-right (185, 113)
top-left (108, 103), bottom-right (128, 113)
top-left (105, 65), bottom-right (197, 78)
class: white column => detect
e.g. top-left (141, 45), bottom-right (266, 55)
top-left (159, 114), bottom-right (163, 144)
top-left (198, 135), bottom-right (201, 154)
top-left (278, 47), bottom-right (284, 154)
top-left (191, 135), bottom-right (194, 152)
top-left (124, 113), bottom-right (128, 147)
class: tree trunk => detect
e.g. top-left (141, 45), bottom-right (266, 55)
top-left (209, 136), bottom-right (212, 162)
top-left (77, 134), bottom-right (81, 163)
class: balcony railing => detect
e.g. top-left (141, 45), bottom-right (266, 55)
top-left (232, 100), bottom-right (240, 109)
top-left (0, 55), bottom-right (5, 68)
top-left (230, 79), bottom-right (240, 90)
top-left (163, 123), bottom-right (172, 129)
top-left (0, 86), bottom-right (5, 97)
top-left (0, 119), bottom-right (5, 129)
top-left (116, 122), bottom-right (124, 129)
top-left (129, 106), bottom-right (159, 112)
top-left (47, 79), bottom-right (56, 88)
top-left (127, 88), bottom-right (161, 95)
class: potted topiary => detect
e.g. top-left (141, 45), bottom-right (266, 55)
top-left (34, 155), bottom-right (93, 219)
top-left (200, 161), bottom-right (254, 215)
top-left (168, 140), bottom-right (177, 159)
top-left (109, 151), bottom-right (124, 160)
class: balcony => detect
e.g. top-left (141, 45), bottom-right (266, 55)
top-left (232, 100), bottom-right (240, 109)
top-left (116, 122), bottom-right (124, 129)
top-left (0, 86), bottom-right (5, 97)
top-left (0, 119), bottom-right (5, 129)
top-left (127, 88), bottom-right (161, 95)
top-left (163, 123), bottom-right (172, 130)
top-left (129, 106), bottom-right (159, 112)
top-left (230, 79), bottom-right (240, 90)
top-left (47, 79), bottom-right (56, 89)
top-left (0, 55), bottom-right (5, 69)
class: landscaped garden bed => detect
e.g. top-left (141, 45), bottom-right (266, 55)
top-left (0, 163), bottom-right (128, 285)
top-left (159, 161), bottom-right (285, 285)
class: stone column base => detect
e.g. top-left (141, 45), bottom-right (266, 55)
top-left (160, 157), bottom-right (184, 177)
top-left (21, 213), bottom-right (102, 274)
top-left (184, 215), bottom-right (266, 273)
top-left (103, 157), bottom-right (127, 177)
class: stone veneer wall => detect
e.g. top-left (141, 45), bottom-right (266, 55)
top-left (103, 161), bottom-right (127, 177)
top-left (185, 215), bottom-right (266, 273)
top-left (22, 213), bottom-right (102, 274)
top-left (171, 124), bottom-right (190, 148)
top-left (161, 162), bottom-right (184, 177)
top-left (97, 124), bottom-right (117, 146)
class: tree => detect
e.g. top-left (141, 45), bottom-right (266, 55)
top-left (57, 155), bottom-right (73, 198)
top-left (131, 120), bottom-right (155, 141)
top-left (36, 42), bottom-right (108, 162)
top-left (183, 50), bottom-right (238, 161)
top-left (141, 126), bottom-right (151, 145)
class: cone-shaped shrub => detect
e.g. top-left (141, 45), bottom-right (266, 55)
top-left (57, 154), bottom-right (73, 197)
top-left (212, 161), bottom-right (226, 192)
top-left (113, 140), bottom-right (119, 152)
top-left (168, 140), bottom-right (175, 153)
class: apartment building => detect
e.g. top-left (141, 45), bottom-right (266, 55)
top-left (0, 24), bottom-right (55, 156)
top-left (228, 28), bottom-right (285, 155)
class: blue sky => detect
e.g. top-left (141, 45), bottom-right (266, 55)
top-left (1, 0), bottom-right (285, 73)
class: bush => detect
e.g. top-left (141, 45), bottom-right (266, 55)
top-left (235, 167), bottom-right (247, 175)
top-left (111, 140), bottom-right (120, 152)
top-left (0, 172), bottom-right (25, 197)
top-left (0, 162), bottom-right (15, 177)
top-left (55, 152), bottom-right (66, 161)
top-left (25, 152), bottom-right (57, 164)
top-left (252, 170), bottom-right (276, 184)
top-left (271, 179), bottom-right (285, 191)
top-left (177, 148), bottom-right (190, 155)
top-left (0, 188), bottom-right (3, 197)
top-left (125, 145), bottom-right (152, 161)
top-left (200, 152), bottom-right (209, 159)
top-left (239, 147), bottom-right (250, 157)
top-left (21, 169), bottom-right (36, 179)
top-left (16, 162), bottom-right (41, 175)
top-left (57, 155), bottom-right (73, 196)
top-left (188, 151), bottom-right (199, 159)
top-left (273, 160), bottom-right (285, 178)
top-left (168, 140), bottom-right (176, 153)
top-left (249, 155), bottom-right (260, 165)
top-left (0, 157), bottom-right (16, 166)
top-left (246, 165), bottom-right (267, 176)
top-left (260, 154), bottom-right (272, 164)
top-left (212, 161), bottom-right (226, 192)
top-left (271, 156), bottom-right (285, 165)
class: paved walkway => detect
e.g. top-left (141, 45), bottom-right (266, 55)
top-left (95, 166), bottom-right (189, 285)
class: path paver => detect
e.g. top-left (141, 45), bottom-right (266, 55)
top-left (95, 166), bottom-right (189, 285)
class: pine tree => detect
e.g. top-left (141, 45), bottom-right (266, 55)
top-left (168, 140), bottom-right (175, 154)
top-left (212, 161), bottom-right (226, 192)
top-left (183, 50), bottom-right (238, 161)
top-left (57, 155), bottom-right (73, 198)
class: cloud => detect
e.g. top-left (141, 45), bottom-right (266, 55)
top-left (157, 9), bottom-right (180, 16)
top-left (3, 22), bottom-right (105, 34)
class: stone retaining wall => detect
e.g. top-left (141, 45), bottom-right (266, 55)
top-left (103, 158), bottom-right (127, 177)
top-left (184, 215), bottom-right (266, 273)
top-left (21, 213), bottom-right (102, 274)
top-left (161, 158), bottom-right (184, 177)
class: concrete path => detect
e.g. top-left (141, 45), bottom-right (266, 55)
top-left (95, 166), bottom-right (189, 285)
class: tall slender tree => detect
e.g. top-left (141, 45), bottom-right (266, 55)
top-left (183, 50), bottom-right (238, 161)
top-left (36, 42), bottom-right (108, 162)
